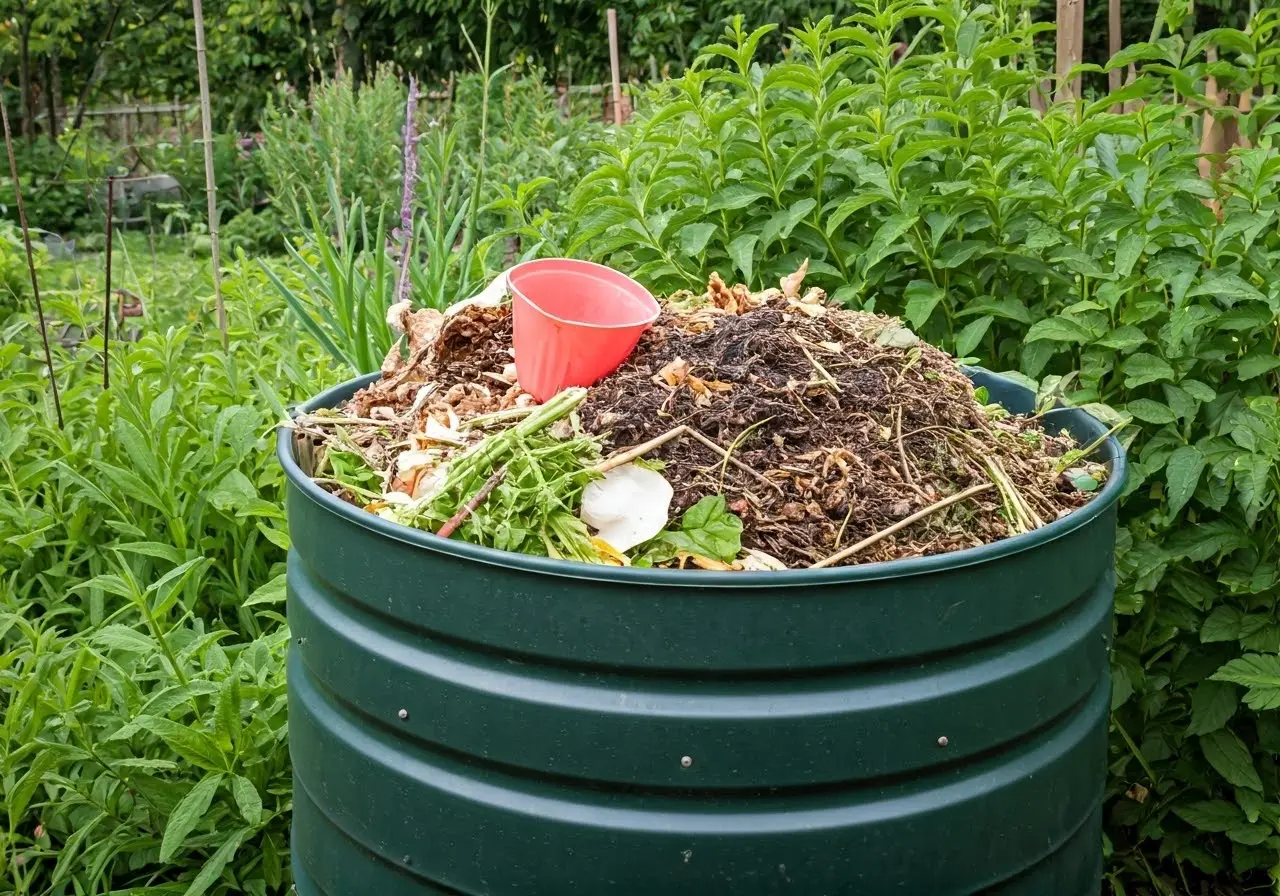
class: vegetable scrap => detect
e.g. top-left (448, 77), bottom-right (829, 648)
top-left (292, 264), bottom-right (1108, 570)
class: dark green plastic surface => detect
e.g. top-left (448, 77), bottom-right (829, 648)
top-left (279, 370), bottom-right (1126, 895)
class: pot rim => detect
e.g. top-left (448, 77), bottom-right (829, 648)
top-left (278, 370), bottom-right (1127, 589)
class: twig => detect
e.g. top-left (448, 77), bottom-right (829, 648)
top-left (790, 332), bottom-right (841, 391)
top-left (437, 466), bottom-right (506, 538)
top-left (594, 425), bottom-right (688, 473)
top-left (295, 414), bottom-right (400, 428)
top-left (1, 98), bottom-right (63, 428)
top-left (685, 426), bottom-right (786, 495)
top-left (810, 483), bottom-right (995, 569)
top-left (103, 175), bottom-right (114, 389)
top-left (894, 406), bottom-right (914, 487)
top-left (718, 416), bottom-right (773, 493)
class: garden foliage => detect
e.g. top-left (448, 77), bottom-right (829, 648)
top-left (554, 1), bottom-right (1280, 885)
top-left (3, 0), bottom-right (1280, 892)
top-left (1, 264), bottom-right (337, 893)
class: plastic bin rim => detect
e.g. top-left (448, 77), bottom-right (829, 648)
top-left (507, 258), bottom-right (661, 330)
top-left (278, 369), bottom-right (1126, 589)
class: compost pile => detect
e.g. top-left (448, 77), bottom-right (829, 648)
top-left (294, 266), bottom-right (1106, 570)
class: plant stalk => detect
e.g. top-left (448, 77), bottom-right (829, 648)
top-left (811, 483), bottom-right (994, 569)
top-left (104, 175), bottom-right (114, 389)
top-left (1, 97), bottom-right (64, 428)
top-left (460, 0), bottom-right (497, 261)
top-left (395, 76), bottom-right (419, 307)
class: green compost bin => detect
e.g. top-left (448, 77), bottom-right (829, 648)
top-left (279, 369), bottom-right (1126, 896)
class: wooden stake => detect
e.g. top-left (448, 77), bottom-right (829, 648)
top-left (607, 8), bottom-right (624, 126)
top-left (191, 0), bottom-right (228, 349)
top-left (1108, 0), bottom-right (1123, 107)
top-left (1, 98), bottom-right (64, 428)
top-left (1054, 0), bottom-right (1084, 103)
top-left (810, 483), bottom-right (994, 569)
top-left (1199, 46), bottom-right (1224, 186)
top-left (104, 175), bottom-right (114, 389)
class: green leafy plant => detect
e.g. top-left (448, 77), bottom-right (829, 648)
top-left (258, 66), bottom-right (408, 227)
top-left (262, 178), bottom-right (399, 375)
top-left (634, 494), bottom-right (744, 565)
top-left (0, 246), bottom-right (334, 894)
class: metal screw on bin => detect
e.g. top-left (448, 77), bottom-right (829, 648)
top-left (398, 708), bottom-right (409, 720)
top-left (680, 755), bottom-right (693, 769)
top-left (937, 736), bottom-right (949, 747)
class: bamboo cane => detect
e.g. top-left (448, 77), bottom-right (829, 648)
top-left (191, 0), bottom-right (228, 349)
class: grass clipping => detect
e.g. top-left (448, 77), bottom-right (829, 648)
top-left (294, 266), bottom-right (1108, 570)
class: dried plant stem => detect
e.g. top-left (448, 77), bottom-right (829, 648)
top-left (191, 0), bottom-right (227, 349)
top-left (895, 406), bottom-right (914, 487)
top-left (811, 483), bottom-right (995, 569)
top-left (438, 466), bottom-right (506, 538)
top-left (103, 175), bottom-right (114, 389)
top-left (1, 98), bottom-right (63, 428)
top-left (295, 414), bottom-right (398, 428)
top-left (834, 501), bottom-right (856, 550)
top-left (595, 425), bottom-right (688, 473)
top-left (718, 416), bottom-right (772, 492)
top-left (685, 426), bottom-right (785, 495)
top-left (790, 332), bottom-right (841, 391)
top-left (983, 455), bottom-right (1043, 533)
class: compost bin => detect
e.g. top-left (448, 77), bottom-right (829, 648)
top-left (279, 369), bottom-right (1125, 896)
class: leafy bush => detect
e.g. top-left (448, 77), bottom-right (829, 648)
top-left (139, 130), bottom-right (272, 226)
top-left (0, 259), bottom-right (337, 894)
top-left (258, 68), bottom-right (407, 227)
top-left (0, 130), bottom-right (119, 235)
top-left (553, 2), bottom-right (1280, 888)
top-left (223, 206), bottom-right (288, 256)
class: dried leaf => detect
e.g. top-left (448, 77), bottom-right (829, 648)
top-left (738, 548), bottom-right (788, 570)
top-left (424, 417), bottom-right (466, 446)
top-left (589, 536), bottom-right (631, 566)
top-left (380, 338), bottom-right (406, 377)
top-left (658, 357), bottom-right (691, 387)
top-left (386, 299), bottom-right (412, 333)
top-left (780, 258), bottom-right (810, 298)
top-left (405, 308), bottom-right (445, 355)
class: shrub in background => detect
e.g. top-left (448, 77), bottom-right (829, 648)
top-left (0, 130), bottom-right (119, 235)
top-left (556, 2), bottom-right (1280, 888)
top-left (258, 69), bottom-right (407, 227)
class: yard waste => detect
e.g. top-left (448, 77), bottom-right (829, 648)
top-left (291, 263), bottom-right (1108, 569)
